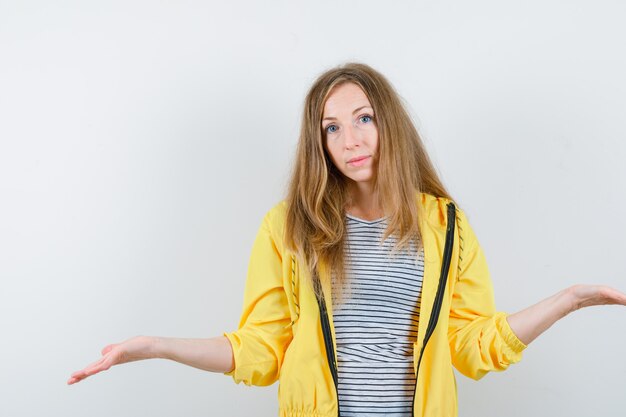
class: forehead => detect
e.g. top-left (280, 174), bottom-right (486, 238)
top-left (323, 83), bottom-right (371, 116)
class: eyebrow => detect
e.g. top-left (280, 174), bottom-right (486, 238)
top-left (322, 106), bottom-right (373, 122)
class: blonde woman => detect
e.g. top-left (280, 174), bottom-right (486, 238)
top-left (68, 63), bottom-right (626, 417)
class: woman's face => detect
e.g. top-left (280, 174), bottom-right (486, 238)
top-left (321, 83), bottom-right (379, 188)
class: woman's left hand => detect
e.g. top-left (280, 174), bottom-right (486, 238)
top-left (507, 284), bottom-right (626, 346)
top-left (567, 284), bottom-right (626, 313)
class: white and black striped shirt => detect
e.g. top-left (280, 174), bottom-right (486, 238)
top-left (331, 214), bottom-right (424, 417)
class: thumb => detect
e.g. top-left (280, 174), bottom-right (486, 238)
top-left (101, 344), bottom-right (116, 355)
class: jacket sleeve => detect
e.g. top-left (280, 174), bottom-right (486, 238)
top-left (222, 211), bottom-right (293, 386)
top-left (447, 208), bottom-right (527, 380)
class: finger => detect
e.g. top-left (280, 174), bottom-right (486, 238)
top-left (69, 357), bottom-right (115, 385)
top-left (608, 288), bottom-right (626, 305)
top-left (597, 286), bottom-right (626, 304)
top-left (84, 356), bottom-right (107, 371)
top-left (71, 357), bottom-right (107, 379)
top-left (101, 344), bottom-right (116, 355)
top-left (83, 360), bottom-right (109, 376)
top-left (67, 376), bottom-right (80, 385)
top-left (67, 371), bottom-right (89, 384)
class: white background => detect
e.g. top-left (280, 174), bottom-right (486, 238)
top-left (1, 1), bottom-right (625, 416)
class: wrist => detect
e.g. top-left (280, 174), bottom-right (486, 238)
top-left (562, 285), bottom-right (583, 316)
top-left (148, 336), bottom-right (166, 360)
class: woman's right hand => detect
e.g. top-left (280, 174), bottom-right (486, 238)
top-left (67, 335), bottom-right (155, 385)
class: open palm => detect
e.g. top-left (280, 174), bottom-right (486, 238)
top-left (569, 284), bottom-right (626, 312)
top-left (67, 336), bottom-right (151, 385)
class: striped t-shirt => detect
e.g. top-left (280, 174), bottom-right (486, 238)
top-left (331, 214), bottom-right (424, 417)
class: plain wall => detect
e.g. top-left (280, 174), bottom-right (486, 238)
top-left (1, 1), bottom-right (625, 416)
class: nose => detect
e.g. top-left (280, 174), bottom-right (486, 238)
top-left (343, 124), bottom-right (361, 150)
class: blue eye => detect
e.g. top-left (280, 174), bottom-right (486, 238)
top-left (326, 125), bottom-right (338, 134)
top-left (360, 115), bottom-right (373, 123)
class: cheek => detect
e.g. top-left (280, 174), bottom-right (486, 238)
top-left (325, 142), bottom-right (341, 163)
top-left (371, 132), bottom-right (380, 154)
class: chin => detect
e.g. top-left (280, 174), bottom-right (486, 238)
top-left (348, 174), bottom-right (375, 184)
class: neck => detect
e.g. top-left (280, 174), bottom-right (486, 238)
top-left (346, 181), bottom-right (383, 220)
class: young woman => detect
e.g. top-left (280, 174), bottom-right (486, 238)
top-left (68, 63), bottom-right (626, 417)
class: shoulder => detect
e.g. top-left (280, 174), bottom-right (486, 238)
top-left (255, 200), bottom-right (288, 250)
top-left (264, 200), bottom-right (287, 227)
top-left (420, 192), bottom-right (484, 253)
top-left (262, 195), bottom-right (469, 242)
top-left (418, 191), bottom-right (462, 227)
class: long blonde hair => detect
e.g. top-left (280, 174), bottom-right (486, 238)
top-left (285, 62), bottom-right (452, 301)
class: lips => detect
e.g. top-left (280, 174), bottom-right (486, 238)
top-left (347, 155), bottom-right (369, 163)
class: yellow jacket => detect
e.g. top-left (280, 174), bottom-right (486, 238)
top-left (223, 193), bottom-right (527, 417)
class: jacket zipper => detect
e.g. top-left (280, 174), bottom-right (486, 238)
top-left (411, 202), bottom-right (456, 416)
top-left (313, 276), bottom-right (341, 417)
top-left (315, 202), bottom-right (456, 417)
